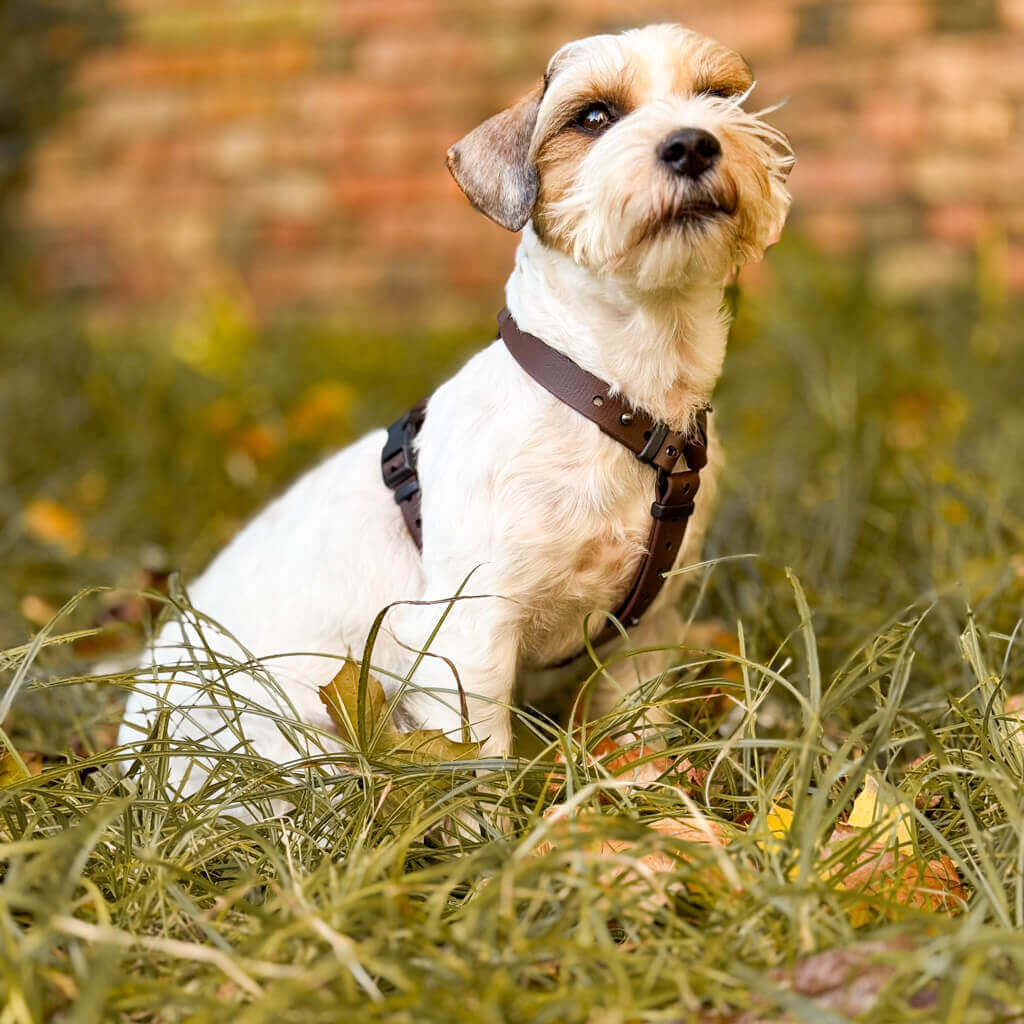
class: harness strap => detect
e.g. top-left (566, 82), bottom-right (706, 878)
top-left (381, 398), bottom-right (426, 549)
top-left (381, 309), bottom-right (710, 656)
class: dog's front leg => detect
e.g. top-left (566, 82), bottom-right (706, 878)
top-left (582, 601), bottom-right (689, 727)
top-left (385, 588), bottom-right (520, 758)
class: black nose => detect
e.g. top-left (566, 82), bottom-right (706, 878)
top-left (658, 128), bottom-right (721, 179)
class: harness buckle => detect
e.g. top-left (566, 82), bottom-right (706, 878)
top-left (382, 404), bottom-right (426, 494)
top-left (636, 421), bottom-right (670, 466)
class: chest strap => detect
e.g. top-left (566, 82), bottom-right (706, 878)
top-left (382, 308), bottom-right (709, 653)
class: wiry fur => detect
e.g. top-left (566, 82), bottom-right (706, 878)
top-left (119, 24), bottom-right (793, 787)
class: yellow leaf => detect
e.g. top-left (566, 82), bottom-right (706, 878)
top-left (847, 775), bottom-right (879, 829)
top-left (0, 750), bottom-right (43, 787)
top-left (20, 594), bottom-right (59, 627)
top-left (848, 774), bottom-right (914, 849)
top-left (765, 803), bottom-right (794, 838)
top-left (288, 381), bottom-right (354, 439)
top-left (23, 499), bottom-right (83, 554)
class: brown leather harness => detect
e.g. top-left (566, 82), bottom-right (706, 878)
top-left (381, 308), bottom-right (710, 654)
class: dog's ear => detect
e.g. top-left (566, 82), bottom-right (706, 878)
top-left (446, 82), bottom-right (543, 232)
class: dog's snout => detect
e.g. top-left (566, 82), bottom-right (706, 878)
top-left (657, 128), bottom-right (721, 179)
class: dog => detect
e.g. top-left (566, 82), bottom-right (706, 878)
top-left (118, 24), bottom-right (792, 786)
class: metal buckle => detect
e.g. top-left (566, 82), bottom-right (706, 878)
top-left (636, 421), bottom-right (670, 466)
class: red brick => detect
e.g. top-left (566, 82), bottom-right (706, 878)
top-left (789, 151), bottom-right (901, 203)
top-left (1000, 0), bottom-right (1024, 31)
top-left (859, 97), bottom-right (923, 148)
top-left (932, 98), bottom-right (1016, 147)
top-left (912, 150), bottom-right (1024, 202)
top-left (847, 1), bottom-right (929, 44)
top-left (926, 203), bottom-right (993, 244)
top-left (18, 2), bottom-right (1024, 316)
top-left (803, 210), bottom-right (863, 252)
top-left (680, 7), bottom-right (796, 59)
top-left (896, 39), bottom-right (1024, 98)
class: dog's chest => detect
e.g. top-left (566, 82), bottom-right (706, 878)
top-left (494, 401), bottom-right (662, 658)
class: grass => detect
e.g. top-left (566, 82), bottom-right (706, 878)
top-left (1, 239), bottom-right (1023, 1021)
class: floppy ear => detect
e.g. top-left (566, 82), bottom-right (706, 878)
top-left (446, 82), bottom-right (543, 232)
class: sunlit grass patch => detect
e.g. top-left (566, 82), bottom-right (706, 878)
top-left (1, 568), bottom-right (1022, 1021)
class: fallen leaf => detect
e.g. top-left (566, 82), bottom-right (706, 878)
top-left (233, 423), bottom-right (282, 462)
top-left (1005, 694), bottom-right (1024, 743)
top-left (287, 381), bottom-right (354, 439)
top-left (0, 750), bottom-right (44, 787)
top-left (760, 777), bottom-right (966, 924)
top-left (20, 594), bottom-right (59, 627)
top-left (534, 804), bottom-right (732, 896)
top-left (23, 499), bottom-right (83, 554)
top-left (846, 773), bottom-right (914, 848)
top-left (765, 803), bottom-right (794, 837)
top-left (548, 734), bottom-right (672, 793)
top-left (696, 938), bottom-right (939, 1023)
top-left (822, 823), bottom-right (966, 925)
top-left (318, 662), bottom-right (479, 764)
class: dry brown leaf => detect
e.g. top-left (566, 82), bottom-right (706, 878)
top-left (533, 802), bottom-right (738, 909)
top-left (318, 662), bottom-right (479, 764)
top-left (754, 780), bottom-right (966, 925)
top-left (536, 805), bottom-right (729, 867)
top-left (548, 735), bottom-right (673, 795)
top-left (761, 777), bottom-right (967, 924)
top-left (823, 823), bottom-right (967, 924)
top-left (696, 938), bottom-right (938, 1023)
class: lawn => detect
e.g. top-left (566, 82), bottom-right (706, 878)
top-left (1, 239), bottom-right (1023, 1021)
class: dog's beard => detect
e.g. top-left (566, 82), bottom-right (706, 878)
top-left (599, 180), bottom-right (740, 286)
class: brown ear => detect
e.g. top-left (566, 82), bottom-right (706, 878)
top-left (446, 83), bottom-right (543, 232)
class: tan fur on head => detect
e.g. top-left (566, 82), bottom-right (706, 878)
top-left (447, 24), bottom-right (793, 289)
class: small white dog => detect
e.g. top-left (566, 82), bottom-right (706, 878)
top-left (119, 24), bottom-right (792, 781)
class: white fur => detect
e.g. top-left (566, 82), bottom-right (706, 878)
top-left (119, 24), bottom-right (792, 788)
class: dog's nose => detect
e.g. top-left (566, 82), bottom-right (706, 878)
top-left (658, 128), bottom-right (721, 179)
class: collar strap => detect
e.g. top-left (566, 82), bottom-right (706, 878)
top-left (497, 308), bottom-right (707, 475)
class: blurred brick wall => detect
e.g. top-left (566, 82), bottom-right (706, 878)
top-left (19, 0), bottom-right (1024, 324)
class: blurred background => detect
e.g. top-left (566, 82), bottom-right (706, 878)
top-left (2, 0), bottom-right (1023, 664)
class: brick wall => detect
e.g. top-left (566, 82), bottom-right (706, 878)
top-left (19, 0), bottom-right (1024, 324)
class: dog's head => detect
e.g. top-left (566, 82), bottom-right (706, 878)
top-left (447, 24), bottom-right (793, 289)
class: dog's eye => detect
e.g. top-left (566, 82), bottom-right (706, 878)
top-left (573, 102), bottom-right (615, 134)
top-left (700, 87), bottom-right (737, 100)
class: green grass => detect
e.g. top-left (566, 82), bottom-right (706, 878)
top-left (1, 239), bottom-right (1023, 1021)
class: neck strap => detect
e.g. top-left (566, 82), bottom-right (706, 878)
top-left (497, 308), bottom-right (707, 476)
